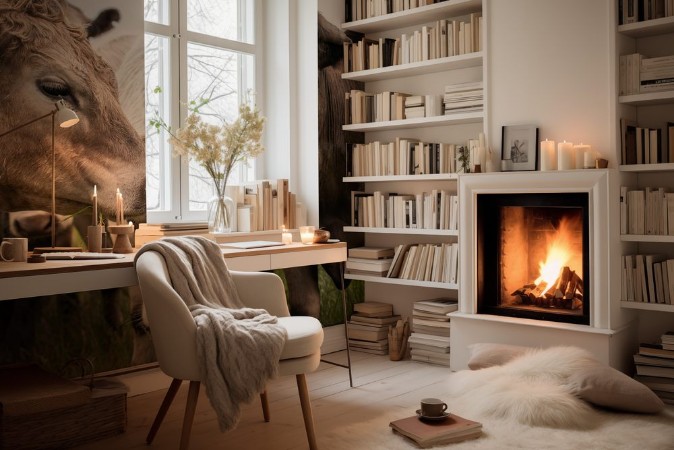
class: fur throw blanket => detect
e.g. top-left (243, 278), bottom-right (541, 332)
top-left (135, 236), bottom-right (287, 432)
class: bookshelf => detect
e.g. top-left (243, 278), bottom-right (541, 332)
top-left (340, 0), bottom-right (486, 317)
top-left (616, 2), bottom-right (674, 311)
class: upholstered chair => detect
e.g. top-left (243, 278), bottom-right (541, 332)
top-left (135, 250), bottom-right (324, 450)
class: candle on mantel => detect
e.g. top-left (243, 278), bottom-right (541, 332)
top-left (573, 143), bottom-right (590, 169)
top-left (584, 149), bottom-right (597, 169)
top-left (282, 227), bottom-right (292, 245)
top-left (92, 185), bottom-right (98, 225)
top-left (540, 139), bottom-right (557, 171)
top-left (557, 140), bottom-right (574, 170)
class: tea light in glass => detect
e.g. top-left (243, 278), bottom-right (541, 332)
top-left (299, 226), bottom-right (315, 245)
top-left (282, 228), bottom-right (293, 245)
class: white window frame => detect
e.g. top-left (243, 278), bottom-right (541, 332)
top-left (144, 0), bottom-right (262, 223)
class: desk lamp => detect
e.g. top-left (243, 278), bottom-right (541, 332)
top-left (0, 99), bottom-right (80, 252)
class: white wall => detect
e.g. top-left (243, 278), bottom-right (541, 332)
top-left (486, 0), bottom-right (613, 164)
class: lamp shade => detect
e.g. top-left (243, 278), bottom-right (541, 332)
top-left (54, 99), bottom-right (79, 128)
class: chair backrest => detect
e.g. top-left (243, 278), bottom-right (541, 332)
top-left (135, 251), bottom-right (201, 381)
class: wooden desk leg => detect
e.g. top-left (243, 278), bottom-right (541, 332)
top-left (339, 261), bottom-right (353, 388)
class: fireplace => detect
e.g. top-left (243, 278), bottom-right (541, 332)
top-left (476, 193), bottom-right (590, 325)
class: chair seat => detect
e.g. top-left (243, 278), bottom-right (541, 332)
top-left (278, 316), bottom-right (323, 360)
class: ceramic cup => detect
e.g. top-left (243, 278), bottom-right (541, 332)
top-left (1, 237), bottom-right (28, 262)
top-left (420, 398), bottom-right (448, 417)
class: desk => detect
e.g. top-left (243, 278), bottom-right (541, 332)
top-left (0, 242), bottom-right (353, 384)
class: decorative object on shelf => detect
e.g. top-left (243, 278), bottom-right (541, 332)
top-left (0, 99), bottom-right (80, 251)
top-left (109, 223), bottom-right (134, 254)
top-left (388, 317), bottom-right (409, 361)
top-left (300, 226), bottom-right (315, 244)
top-left (595, 158), bottom-right (608, 169)
top-left (312, 228), bottom-right (330, 243)
top-left (584, 150), bottom-right (597, 169)
top-left (457, 145), bottom-right (471, 173)
top-left (501, 125), bottom-right (538, 172)
top-left (557, 140), bottom-right (574, 170)
top-left (540, 139), bottom-right (557, 171)
top-left (151, 103), bottom-right (265, 234)
top-left (281, 228), bottom-right (293, 245)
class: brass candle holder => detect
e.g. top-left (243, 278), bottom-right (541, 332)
top-left (108, 224), bottom-right (134, 254)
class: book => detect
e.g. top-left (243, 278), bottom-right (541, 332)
top-left (347, 327), bottom-right (389, 342)
top-left (349, 246), bottom-right (395, 259)
top-left (353, 301), bottom-right (394, 317)
top-left (412, 324), bottom-right (451, 336)
top-left (639, 343), bottom-right (674, 359)
top-left (634, 353), bottom-right (674, 368)
top-left (634, 375), bottom-right (674, 393)
top-left (413, 298), bottom-right (458, 314)
top-left (389, 413), bottom-right (482, 448)
top-left (635, 364), bottom-right (674, 379)
top-left (346, 258), bottom-right (393, 272)
top-left (350, 314), bottom-right (402, 326)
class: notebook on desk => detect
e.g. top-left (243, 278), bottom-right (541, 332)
top-left (43, 252), bottom-right (127, 260)
top-left (219, 241), bottom-right (285, 250)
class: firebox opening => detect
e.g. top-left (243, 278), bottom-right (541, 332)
top-left (477, 193), bottom-right (590, 325)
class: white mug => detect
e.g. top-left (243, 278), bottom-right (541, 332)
top-left (1, 238), bottom-right (29, 262)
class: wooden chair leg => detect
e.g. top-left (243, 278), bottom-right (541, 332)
top-left (296, 374), bottom-right (318, 450)
top-left (147, 378), bottom-right (182, 444)
top-left (179, 381), bottom-right (201, 450)
top-left (260, 389), bottom-right (270, 422)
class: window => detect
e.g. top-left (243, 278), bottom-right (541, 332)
top-left (144, 0), bottom-right (257, 222)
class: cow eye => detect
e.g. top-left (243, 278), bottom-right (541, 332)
top-left (37, 78), bottom-right (73, 101)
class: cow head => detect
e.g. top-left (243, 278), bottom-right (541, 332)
top-left (0, 0), bottom-right (145, 220)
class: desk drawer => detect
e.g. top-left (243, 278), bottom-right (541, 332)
top-left (271, 247), bottom-right (347, 269)
top-left (224, 255), bottom-right (270, 271)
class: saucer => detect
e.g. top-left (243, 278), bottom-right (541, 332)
top-left (416, 409), bottom-right (450, 422)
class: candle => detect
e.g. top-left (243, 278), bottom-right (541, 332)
top-left (299, 226), bottom-right (315, 245)
top-left (540, 139), bottom-right (557, 171)
top-left (92, 185), bottom-right (98, 225)
top-left (282, 227), bottom-right (292, 245)
top-left (115, 188), bottom-right (124, 224)
top-left (584, 150), bottom-right (596, 169)
top-left (557, 140), bottom-right (574, 170)
top-left (574, 143), bottom-right (590, 169)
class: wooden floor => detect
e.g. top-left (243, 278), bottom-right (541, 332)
top-left (75, 351), bottom-right (450, 450)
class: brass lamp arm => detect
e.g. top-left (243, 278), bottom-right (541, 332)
top-left (0, 110), bottom-right (54, 138)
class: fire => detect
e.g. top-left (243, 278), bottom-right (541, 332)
top-left (534, 217), bottom-right (577, 296)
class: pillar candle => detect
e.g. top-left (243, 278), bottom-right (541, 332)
top-left (574, 143), bottom-right (590, 169)
top-left (540, 139), bottom-right (557, 171)
top-left (557, 140), bottom-right (574, 170)
top-left (92, 185), bottom-right (98, 226)
top-left (282, 228), bottom-right (292, 245)
top-left (584, 150), bottom-right (596, 169)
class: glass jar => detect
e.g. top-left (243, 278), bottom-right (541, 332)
top-left (208, 194), bottom-right (234, 233)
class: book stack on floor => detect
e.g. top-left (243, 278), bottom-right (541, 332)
top-left (633, 332), bottom-right (674, 405)
top-left (346, 247), bottom-right (395, 277)
top-left (409, 298), bottom-right (458, 366)
top-left (389, 413), bottom-right (482, 447)
top-left (348, 301), bottom-right (400, 355)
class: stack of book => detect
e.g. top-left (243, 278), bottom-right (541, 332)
top-left (404, 95), bottom-right (426, 119)
top-left (389, 413), bottom-right (482, 447)
top-left (633, 333), bottom-right (674, 405)
top-left (346, 247), bottom-right (395, 277)
top-left (619, 53), bottom-right (674, 95)
top-left (620, 252), bottom-right (674, 304)
top-left (408, 298), bottom-right (458, 366)
top-left (348, 301), bottom-right (399, 355)
top-left (443, 81), bottom-right (483, 114)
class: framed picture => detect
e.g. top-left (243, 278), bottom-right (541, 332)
top-left (501, 125), bottom-right (538, 171)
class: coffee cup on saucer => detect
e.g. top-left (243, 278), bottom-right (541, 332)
top-left (419, 398), bottom-right (448, 418)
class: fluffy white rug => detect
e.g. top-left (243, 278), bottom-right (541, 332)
top-left (321, 347), bottom-right (674, 449)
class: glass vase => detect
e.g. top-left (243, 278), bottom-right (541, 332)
top-left (208, 194), bottom-right (234, 234)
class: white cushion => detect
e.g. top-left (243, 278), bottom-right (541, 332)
top-left (277, 316), bottom-right (324, 360)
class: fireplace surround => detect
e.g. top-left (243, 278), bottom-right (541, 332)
top-left (450, 170), bottom-right (637, 371)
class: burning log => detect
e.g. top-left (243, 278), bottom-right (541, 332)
top-left (511, 266), bottom-right (583, 311)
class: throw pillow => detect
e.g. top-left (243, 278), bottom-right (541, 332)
top-left (467, 343), bottom-right (531, 370)
top-left (567, 364), bottom-right (665, 413)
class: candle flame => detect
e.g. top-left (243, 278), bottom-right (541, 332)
top-left (534, 217), bottom-right (577, 296)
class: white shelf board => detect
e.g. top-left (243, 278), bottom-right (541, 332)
top-left (618, 16), bottom-right (674, 38)
top-left (342, 53), bottom-right (482, 82)
top-left (619, 163), bottom-right (674, 172)
top-left (619, 90), bottom-right (674, 105)
top-left (621, 301), bottom-right (674, 312)
top-left (344, 226), bottom-right (458, 236)
top-left (343, 174), bottom-right (459, 182)
top-left (342, 0), bottom-right (482, 34)
top-left (621, 234), bottom-right (674, 243)
top-left (345, 273), bottom-right (458, 289)
top-left (343, 111), bottom-right (483, 132)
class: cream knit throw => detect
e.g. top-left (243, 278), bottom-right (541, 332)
top-left (135, 236), bottom-right (287, 432)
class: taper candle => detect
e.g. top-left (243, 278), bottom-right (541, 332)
top-left (92, 185), bottom-right (98, 225)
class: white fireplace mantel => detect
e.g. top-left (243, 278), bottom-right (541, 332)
top-left (450, 169), bottom-right (637, 371)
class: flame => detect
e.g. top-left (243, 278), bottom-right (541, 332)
top-left (534, 217), bottom-right (576, 296)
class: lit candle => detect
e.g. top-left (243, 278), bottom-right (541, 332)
top-left (281, 227), bottom-right (292, 245)
top-left (92, 185), bottom-right (98, 225)
top-left (557, 140), bottom-right (574, 170)
top-left (540, 139), bottom-right (557, 171)
top-left (584, 150), bottom-right (596, 169)
top-left (573, 143), bottom-right (590, 169)
top-left (299, 226), bottom-right (315, 245)
top-left (115, 188), bottom-right (125, 224)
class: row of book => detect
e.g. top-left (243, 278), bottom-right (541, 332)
top-left (619, 0), bottom-right (674, 25)
top-left (345, 0), bottom-right (446, 23)
top-left (409, 298), bottom-right (458, 366)
top-left (342, 15), bottom-right (482, 73)
top-left (405, 95), bottom-right (443, 119)
top-left (444, 81), bottom-right (483, 114)
top-left (619, 186), bottom-right (674, 236)
top-left (347, 301), bottom-right (401, 355)
top-left (619, 119), bottom-right (674, 165)
top-left (633, 333), bottom-right (674, 405)
top-left (619, 53), bottom-right (674, 95)
top-left (387, 242), bottom-right (459, 284)
top-left (350, 190), bottom-right (458, 231)
top-left (621, 254), bottom-right (674, 304)
top-left (346, 246), bottom-right (395, 276)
